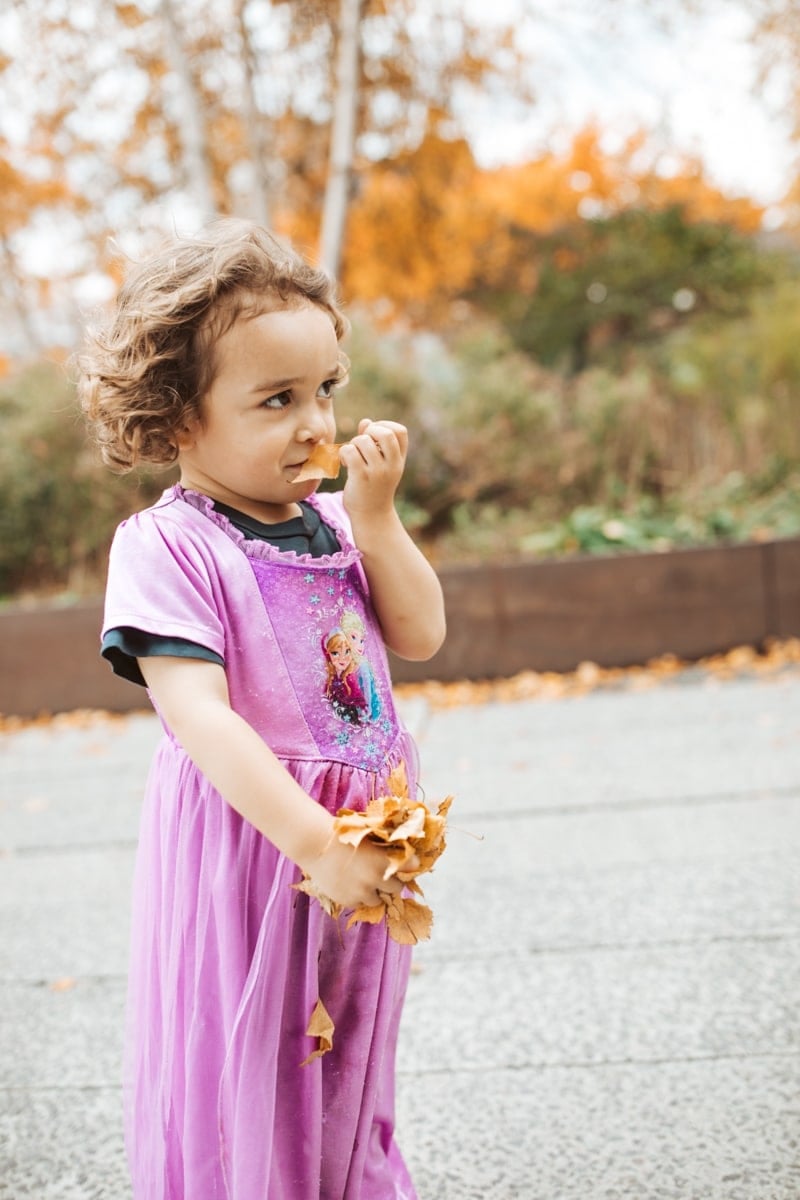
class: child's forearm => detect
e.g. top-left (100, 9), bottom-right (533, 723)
top-left (350, 508), bottom-right (446, 661)
top-left (142, 659), bottom-right (333, 867)
top-left (137, 656), bottom-right (402, 908)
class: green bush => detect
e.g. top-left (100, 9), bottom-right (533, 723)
top-left (0, 361), bottom-right (167, 598)
top-left (477, 206), bottom-right (781, 373)
top-left (659, 280), bottom-right (800, 471)
top-left (333, 320), bottom-right (565, 530)
top-left (341, 307), bottom-right (800, 523)
top-left (1, 289), bottom-right (799, 600)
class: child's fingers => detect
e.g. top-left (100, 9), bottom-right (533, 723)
top-left (343, 421), bottom-right (407, 469)
top-left (357, 417), bottom-right (407, 438)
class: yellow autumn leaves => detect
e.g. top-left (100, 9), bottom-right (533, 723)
top-left (296, 762), bottom-right (452, 945)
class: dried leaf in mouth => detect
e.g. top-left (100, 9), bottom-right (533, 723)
top-left (294, 442), bottom-right (342, 482)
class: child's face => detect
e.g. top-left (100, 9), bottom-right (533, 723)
top-left (178, 301), bottom-right (339, 523)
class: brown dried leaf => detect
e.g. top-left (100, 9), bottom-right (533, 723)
top-left (387, 805), bottom-right (427, 842)
top-left (381, 893), bottom-right (434, 945)
top-left (293, 442), bottom-right (342, 482)
top-left (345, 901), bottom-right (386, 929)
top-left (334, 807), bottom-right (388, 847)
top-left (399, 876), bottom-right (424, 895)
top-left (386, 763), bottom-right (411, 800)
top-left (293, 876), bottom-right (343, 920)
top-left (294, 762), bottom-right (451, 946)
top-left (300, 997), bottom-right (335, 1066)
top-left (381, 844), bottom-right (417, 882)
top-left (50, 977), bottom-right (76, 992)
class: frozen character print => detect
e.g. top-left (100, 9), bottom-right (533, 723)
top-left (340, 609), bottom-right (382, 722)
top-left (323, 629), bottom-right (368, 725)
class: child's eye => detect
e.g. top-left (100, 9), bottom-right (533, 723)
top-left (261, 390), bottom-right (291, 410)
top-left (317, 379), bottom-right (338, 400)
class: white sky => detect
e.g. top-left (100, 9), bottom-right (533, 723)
top-left (3, 0), bottom-right (795, 263)
top-left (459, 1), bottom-right (795, 212)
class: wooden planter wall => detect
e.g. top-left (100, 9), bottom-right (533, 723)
top-left (1, 537), bottom-right (798, 718)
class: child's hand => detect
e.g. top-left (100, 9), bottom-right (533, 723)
top-left (303, 834), bottom-right (401, 911)
top-left (339, 419), bottom-right (408, 518)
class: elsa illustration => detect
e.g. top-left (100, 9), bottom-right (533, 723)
top-left (322, 629), bottom-right (367, 725)
top-left (341, 610), bottom-right (382, 721)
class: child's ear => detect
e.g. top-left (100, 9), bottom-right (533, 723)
top-left (175, 417), bottom-right (199, 451)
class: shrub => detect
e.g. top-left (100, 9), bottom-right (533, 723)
top-left (477, 206), bottom-right (781, 372)
top-left (1, 292), bottom-right (799, 600)
top-left (0, 360), bottom-right (167, 598)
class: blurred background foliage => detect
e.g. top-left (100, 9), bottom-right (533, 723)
top-left (1, 0), bottom-right (800, 599)
top-left (4, 228), bottom-right (799, 595)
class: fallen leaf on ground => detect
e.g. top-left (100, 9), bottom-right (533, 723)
top-left (50, 977), bottom-right (76, 992)
top-left (393, 637), bottom-right (800, 710)
top-left (4, 641), bottom-right (799, 734)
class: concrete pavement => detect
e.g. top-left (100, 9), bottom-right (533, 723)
top-left (1, 664), bottom-right (799, 1199)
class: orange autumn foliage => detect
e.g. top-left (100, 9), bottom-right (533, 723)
top-left (342, 125), bottom-right (501, 316)
top-left (337, 123), bottom-right (765, 316)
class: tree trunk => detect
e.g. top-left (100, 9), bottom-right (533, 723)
top-left (234, 0), bottom-right (273, 227)
top-left (160, 0), bottom-right (217, 219)
top-left (319, 0), bottom-right (362, 279)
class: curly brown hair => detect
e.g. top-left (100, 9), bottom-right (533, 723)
top-left (77, 218), bottom-right (348, 472)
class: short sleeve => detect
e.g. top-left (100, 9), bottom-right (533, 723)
top-left (101, 628), bottom-right (225, 687)
top-left (102, 507), bottom-right (226, 663)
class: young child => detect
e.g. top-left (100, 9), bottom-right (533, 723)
top-left (78, 218), bottom-right (446, 1200)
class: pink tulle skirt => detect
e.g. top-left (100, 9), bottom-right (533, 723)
top-left (123, 734), bottom-right (419, 1199)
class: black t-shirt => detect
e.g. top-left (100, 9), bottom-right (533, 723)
top-left (102, 499), bottom-right (341, 686)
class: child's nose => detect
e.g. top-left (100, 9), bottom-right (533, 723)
top-left (297, 408), bottom-right (331, 442)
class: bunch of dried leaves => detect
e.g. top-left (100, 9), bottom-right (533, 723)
top-left (295, 762), bottom-right (452, 945)
top-left (297, 763), bottom-right (453, 1065)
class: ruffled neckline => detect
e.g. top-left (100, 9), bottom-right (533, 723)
top-left (166, 484), bottom-right (363, 569)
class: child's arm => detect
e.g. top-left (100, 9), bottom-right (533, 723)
top-left (138, 655), bottom-right (399, 908)
top-left (340, 419), bottom-right (446, 661)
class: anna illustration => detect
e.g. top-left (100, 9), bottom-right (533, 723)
top-left (340, 610), bottom-right (382, 721)
top-left (322, 629), bottom-right (368, 725)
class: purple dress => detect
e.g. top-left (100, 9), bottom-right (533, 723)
top-left (102, 485), bottom-right (419, 1200)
